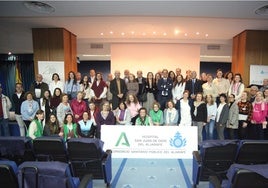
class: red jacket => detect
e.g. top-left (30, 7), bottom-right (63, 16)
top-left (70, 99), bottom-right (87, 122)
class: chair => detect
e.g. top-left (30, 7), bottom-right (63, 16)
top-left (18, 161), bottom-right (93, 188)
top-left (209, 164), bottom-right (268, 188)
top-left (67, 138), bottom-right (112, 187)
top-left (192, 140), bottom-right (238, 187)
top-left (235, 140), bottom-right (268, 165)
top-left (0, 136), bottom-right (35, 165)
top-left (33, 136), bottom-right (68, 162)
top-left (0, 160), bottom-right (19, 188)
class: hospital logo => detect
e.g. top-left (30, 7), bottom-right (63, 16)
top-left (115, 132), bottom-right (130, 147)
top-left (169, 132), bottom-right (186, 148)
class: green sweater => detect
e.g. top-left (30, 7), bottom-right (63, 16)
top-left (62, 123), bottom-right (78, 141)
top-left (27, 119), bottom-right (43, 138)
top-left (149, 110), bottom-right (164, 125)
top-left (135, 116), bottom-right (151, 126)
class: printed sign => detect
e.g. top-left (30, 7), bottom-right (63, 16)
top-left (250, 65), bottom-right (268, 85)
top-left (101, 126), bottom-right (198, 159)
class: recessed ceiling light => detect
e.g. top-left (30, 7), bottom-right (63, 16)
top-left (205, 34), bottom-right (209, 37)
top-left (163, 32), bottom-right (167, 36)
top-left (121, 32), bottom-right (125, 36)
top-left (23, 1), bottom-right (55, 14)
top-left (196, 32), bottom-right (200, 35)
top-left (255, 5), bottom-right (268, 15)
top-left (110, 31), bottom-right (113, 34)
top-left (142, 32), bottom-right (146, 36)
top-left (152, 31), bottom-right (156, 35)
top-left (8, 51), bottom-right (12, 55)
top-left (131, 31), bottom-right (135, 35)
top-left (174, 30), bottom-right (180, 35)
top-left (100, 33), bottom-right (104, 36)
top-left (184, 33), bottom-right (188, 36)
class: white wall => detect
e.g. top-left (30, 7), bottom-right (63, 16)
top-left (111, 43), bottom-right (200, 77)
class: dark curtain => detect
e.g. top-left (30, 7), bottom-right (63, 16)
top-left (0, 54), bottom-right (34, 107)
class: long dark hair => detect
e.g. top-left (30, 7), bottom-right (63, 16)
top-left (67, 71), bottom-right (77, 84)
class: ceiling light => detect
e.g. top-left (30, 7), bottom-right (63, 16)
top-left (184, 33), bottom-right (188, 36)
top-left (109, 31), bottom-right (113, 34)
top-left (196, 32), bottom-right (200, 35)
top-left (82, 54), bottom-right (111, 57)
top-left (142, 32), bottom-right (146, 36)
top-left (153, 31), bottom-right (156, 35)
top-left (255, 5), bottom-right (268, 15)
top-left (121, 32), bottom-right (125, 36)
top-left (174, 30), bottom-right (180, 35)
top-left (8, 51), bottom-right (12, 55)
top-left (163, 32), bottom-right (167, 36)
top-left (205, 34), bottom-right (209, 37)
top-left (100, 33), bottom-right (104, 36)
top-left (131, 31), bottom-right (135, 35)
top-left (23, 1), bottom-right (55, 14)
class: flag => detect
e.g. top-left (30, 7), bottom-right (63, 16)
top-left (15, 58), bottom-right (22, 83)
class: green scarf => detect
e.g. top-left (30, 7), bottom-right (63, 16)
top-left (27, 119), bottom-right (43, 138)
top-left (63, 123), bottom-right (78, 141)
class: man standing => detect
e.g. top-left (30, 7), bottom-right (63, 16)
top-left (0, 84), bottom-right (12, 136)
top-left (29, 74), bottom-right (49, 100)
top-left (157, 69), bottom-right (173, 110)
top-left (110, 70), bottom-right (127, 110)
top-left (185, 71), bottom-right (203, 100)
top-left (89, 69), bottom-right (96, 84)
top-left (136, 70), bottom-right (146, 103)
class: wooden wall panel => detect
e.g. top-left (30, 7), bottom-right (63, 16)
top-left (32, 28), bottom-right (77, 77)
top-left (232, 30), bottom-right (268, 86)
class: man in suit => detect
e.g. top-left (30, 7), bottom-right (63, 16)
top-left (110, 70), bottom-right (127, 110)
top-left (29, 74), bottom-right (49, 100)
top-left (185, 71), bottom-right (203, 99)
top-left (157, 69), bottom-right (173, 110)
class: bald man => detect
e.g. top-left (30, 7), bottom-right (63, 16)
top-left (110, 70), bottom-right (127, 109)
top-left (29, 74), bottom-right (49, 100)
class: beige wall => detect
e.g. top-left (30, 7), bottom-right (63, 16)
top-left (111, 43), bottom-right (200, 77)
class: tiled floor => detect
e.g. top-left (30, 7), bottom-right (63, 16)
top-left (93, 158), bottom-right (209, 188)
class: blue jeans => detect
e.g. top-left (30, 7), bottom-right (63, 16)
top-left (205, 119), bottom-right (215, 140)
top-left (0, 117), bottom-right (10, 136)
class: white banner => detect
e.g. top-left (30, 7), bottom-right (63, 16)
top-left (101, 126), bottom-right (198, 159)
top-left (38, 61), bottom-right (65, 84)
top-left (250, 65), bottom-right (268, 85)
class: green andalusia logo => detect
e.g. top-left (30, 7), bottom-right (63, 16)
top-left (115, 132), bottom-right (130, 147)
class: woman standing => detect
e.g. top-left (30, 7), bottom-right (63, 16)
top-left (80, 75), bottom-right (95, 104)
top-left (205, 94), bottom-right (217, 140)
top-left (237, 91), bottom-right (253, 139)
top-left (88, 101), bottom-right (99, 127)
top-left (163, 100), bottom-right (178, 126)
top-left (135, 107), bottom-right (153, 126)
top-left (49, 73), bottom-right (64, 94)
top-left (149, 102), bottom-right (163, 126)
top-left (59, 114), bottom-right (78, 141)
top-left (64, 71), bottom-right (79, 100)
top-left (95, 101), bottom-right (115, 138)
top-left (114, 101), bottom-right (131, 125)
top-left (215, 94), bottom-right (229, 140)
top-left (40, 90), bottom-right (52, 124)
top-left (228, 73), bottom-right (244, 101)
top-left (77, 111), bottom-right (96, 138)
top-left (50, 88), bottom-right (62, 114)
top-left (21, 92), bottom-right (39, 130)
top-left (27, 110), bottom-right (44, 139)
top-left (70, 91), bottom-right (87, 123)
top-left (57, 94), bottom-right (73, 127)
top-left (91, 72), bottom-right (107, 107)
top-left (202, 74), bottom-right (217, 99)
top-left (177, 90), bottom-right (192, 126)
top-left (126, 73), bottom-right (139, 96)
top-left (143, 72), bottom-right (156, 112)
top-left (126, 94), bottom-right (141, 125)
top-left (172, 75), bottom-right (185, 104)
top-left (226, 94), bottom-right (239, 139)
top-left (251, 92), bottom-right (267, 139)
top-left (43, 114), bottom-right (60, 136)
top-left (213, 69), bottom-right (230, 104)
top-left (191, 93), bottom-right (207, 144)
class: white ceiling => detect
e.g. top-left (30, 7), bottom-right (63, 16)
top-left (0, 1), bottom-right (268, 62)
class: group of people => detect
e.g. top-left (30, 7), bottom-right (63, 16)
top-left (1, 67), bottom-right (268, 144)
